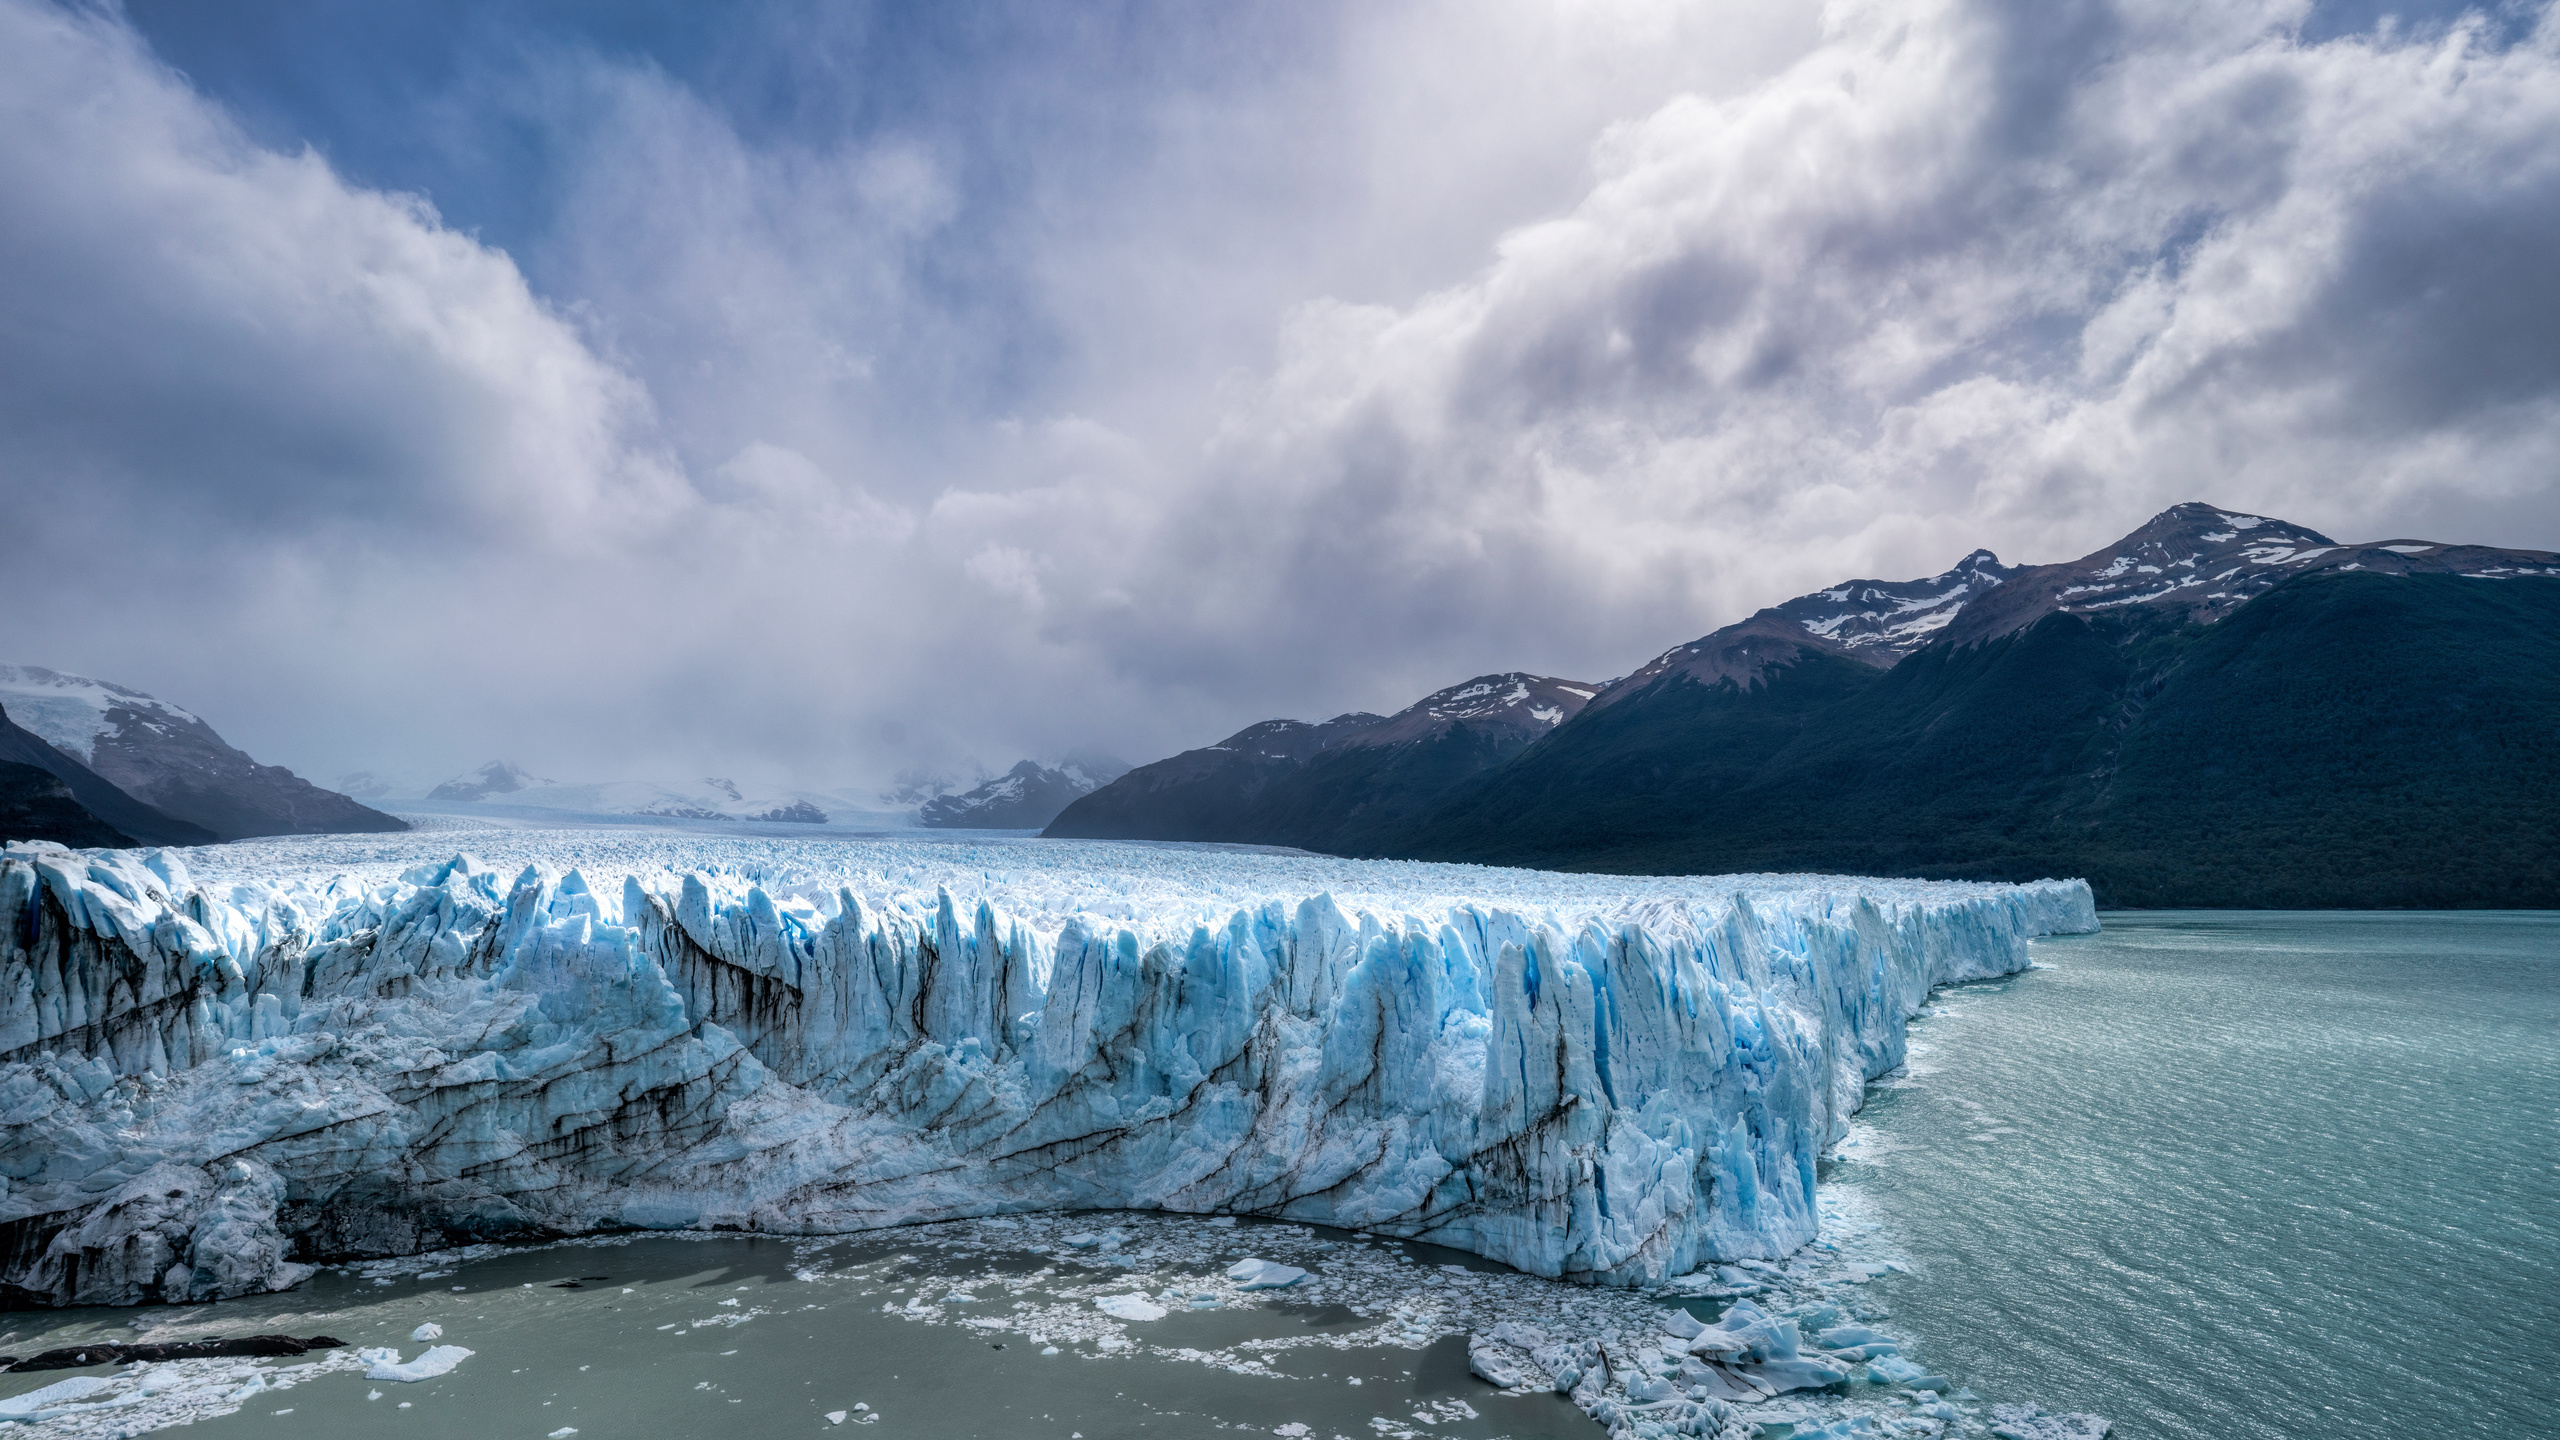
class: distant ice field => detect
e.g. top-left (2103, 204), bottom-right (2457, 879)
top-left (189, 819), bottom-right (2086, 949)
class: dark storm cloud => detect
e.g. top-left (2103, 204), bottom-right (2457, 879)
top-left (1, 0), bottom-right (2555, 791)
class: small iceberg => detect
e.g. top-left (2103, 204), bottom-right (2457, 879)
top-left (1679, 1300), bottom-right (1851, 1399)
top-left (1224, 1258), bottom-right (1307, 1290)
top-left (1864, 1354), bottom-right (1949, 1392)
top-left (360, 1345), bottom-right (476, 1382)
top-left (1092, 1294), bottom-right (1167, 1321)
top-left (0, 1375), bottom-right (113, 1421)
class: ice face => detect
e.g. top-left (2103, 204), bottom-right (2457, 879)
top-left (0, 834), bottom-right (2093, 1306)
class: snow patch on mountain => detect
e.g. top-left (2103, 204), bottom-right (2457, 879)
top-left (0, 666), bottom-right (204, 767)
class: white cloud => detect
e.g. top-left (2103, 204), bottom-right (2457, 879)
top-left (1098, 0), bottom-right (2560, 699)
top-left (2, 0), bottom-right (2556, 787)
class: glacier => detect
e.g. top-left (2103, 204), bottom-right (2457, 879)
top-left (0, 831), bottom-right (2092, 1308)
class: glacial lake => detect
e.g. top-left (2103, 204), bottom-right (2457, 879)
top-left (1836, 911), bottom-right (2557, 1440)
top-left (0, 910), bottom-right (2546, 1438)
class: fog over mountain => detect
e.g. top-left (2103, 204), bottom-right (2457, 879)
top-left (3, 0), bottom-right (2556, 786)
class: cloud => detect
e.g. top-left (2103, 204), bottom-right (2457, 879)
top-left (2, 0), bottom-right (2556, 786)
top-left (1089, 0), bottom-right (2560, 701)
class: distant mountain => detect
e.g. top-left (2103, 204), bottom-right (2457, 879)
top-left (420, 764), bottom-right (851, 824)
top-left (1930, 502), bottom-right (2557, 647)
top-left (1765, 548), bottom-right (2017, 662)
top-left (1394, 506), bottom-right (2560, 908)
top-left (0, 668), bottom-right (394, 843)
top-left (1045, 503), bottom-right (2559, 906)
top-left (1043, 713), bottom-right (1386, 842)
top-left (426, 759), bottom-right (557, 802)
top-left (919, 758), bottom-right (1132, 829)
top-left (0, 701), bottom-right (213, 847)
top-left (1045, 673), bottom-right (1596, 850)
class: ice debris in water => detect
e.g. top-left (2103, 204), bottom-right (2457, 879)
top-left (361, 1345), bottom-right (475, 1382)
top-left (1990, 1403), bottom-right (2114, 1439)
top-left (0, 833), bottom-right (2091, 1308)
top-left (1224, 1257), bottom-right (1306, 1290)
top-left (1092, 1294), bottom-right (1167, 1322)
top-left (410, 1322), bottom-right (444, 1342)
top-left (0, 1375), bottom-right (114, 1420)
top-left (1864, 1353), bottom-right (1948, 1391)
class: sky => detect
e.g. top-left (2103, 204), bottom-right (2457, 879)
top-left (2, 0), bottom-right (2556, 794)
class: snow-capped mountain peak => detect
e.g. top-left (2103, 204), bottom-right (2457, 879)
top-left (0, 665), bottom-right (204, 766)
top-left (1764, 547), bottom-right (2015, 660)
top-left (426, 760), bottom-right (555, 802)
top-left (0, 665), bottom-right (402, 841)
top-left (918, 757), bottom-right (1135, 829)
top-left (1343, 672), bottom-right (1599, 749)
top-left (1936, 501), bottom-right (2560, 647)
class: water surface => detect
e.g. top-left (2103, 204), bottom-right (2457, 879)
top-left (1839, 911), bottom-right (2557, 1439)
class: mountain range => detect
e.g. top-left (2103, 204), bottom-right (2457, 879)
top-left (394, 756), bottom-right (1124, 829)
top-left (919, 757), bottom-right (1130, 828)
top-left (0, 667), bottom-right (403, 847)
top-left (1048, 504), bottom-right (2560, 907)
top-left (1047, 673), bottom-right (1599, 850)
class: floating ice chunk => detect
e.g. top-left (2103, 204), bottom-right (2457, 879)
top-left (1658, 1307), bottom-right (1706, 1339)
top-left (411, 1323), bottom-right (444, 1342)
top-left (1093, 1294), bottom-right (1167, 1321)
top-left (1275, 1427), bottom-right (1311, 1438)
top-left (1682, 1299), bottom-right (1850, 1397)
top-left (0, 1376), bottom-right (113, 1419)
top-left (1815, 1324), bottom-right (1892, 1350)
top-left (1206, 1216), bottom-right (1237, 1228)
top-left (1863, 1354), bottom-right (1947, 1391)
top-left (1790, 1420), bottom-right (1881, 1439)
top-left (826, 1412), bottom-right (847, 1425)
top-left (1466, 1335), bottom-right (1526, 1388)
top-left (549, 1430), bottom-right (579, 1438)
top-left (361, 1345), bottom-right (476, 1382)
top-left (1224, 1258), bottom-right (1307, 1290)
top-left (1989, 1403), bottom-right (2111, 1439)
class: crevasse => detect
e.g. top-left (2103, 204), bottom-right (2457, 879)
top-left (0, 839), bottom-right (2093, 1306)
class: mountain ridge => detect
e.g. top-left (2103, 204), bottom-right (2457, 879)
top-left (0, 701), bottom-right (215, 848)
top-left (0, 666), bottom-right (404, 842)
top-left (1044, 672), bottom-right (1595, 847)
top-left (1053, 502), bottom-right (2560, 906)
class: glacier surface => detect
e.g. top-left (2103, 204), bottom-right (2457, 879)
top-left (0, 831), bottom-right (2091, 1307)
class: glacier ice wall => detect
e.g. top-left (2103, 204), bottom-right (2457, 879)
top-left (0, 837), bottom-right (2093, 1306)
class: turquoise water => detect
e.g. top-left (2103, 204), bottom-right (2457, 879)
top-left (1838, 912), bottom-right (2559, 1439)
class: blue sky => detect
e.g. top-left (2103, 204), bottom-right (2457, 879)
top-left (5, 0), bottom-right (2557, 791)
